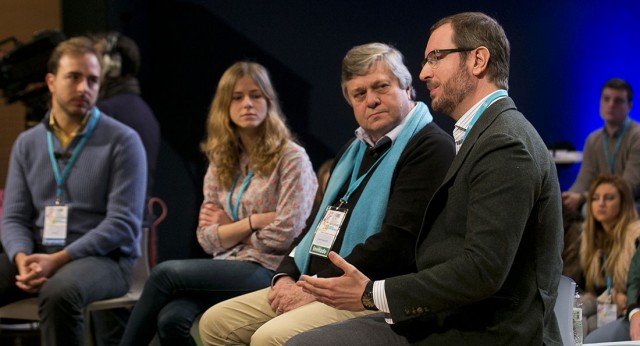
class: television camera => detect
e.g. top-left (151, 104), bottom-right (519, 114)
top-left (0, 30), bottom-right (65, 127)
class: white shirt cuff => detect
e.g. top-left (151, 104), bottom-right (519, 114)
top-left (373, 280), bottom-right (394, 324)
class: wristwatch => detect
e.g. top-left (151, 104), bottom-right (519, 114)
top-left (361, 280), bottom-right (378, 311)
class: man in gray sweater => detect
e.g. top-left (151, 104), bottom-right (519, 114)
top-left (0, 36), bottom-right (146, 345)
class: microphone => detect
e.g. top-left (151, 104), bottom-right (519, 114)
top-left (54, 152), bottom-right (72, 160)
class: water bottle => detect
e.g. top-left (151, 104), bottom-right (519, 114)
top-left (573, 288), bottom-right (583, 346)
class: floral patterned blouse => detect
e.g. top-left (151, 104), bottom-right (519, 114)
top-left (196, 141), bottom-right (317, 271)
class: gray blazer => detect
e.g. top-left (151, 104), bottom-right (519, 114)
top-left (385, 97), bottom-right (564, 345)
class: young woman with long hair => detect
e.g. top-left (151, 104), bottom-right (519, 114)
top-left (580, 174), bottom-right (640, 339)
top-left (119, 62), bottom-right (317, 346)
top-left (581, 174), bottom-right (640, 300)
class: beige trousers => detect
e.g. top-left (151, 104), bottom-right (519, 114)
top-left (198, 286), bottom-right (375, 346)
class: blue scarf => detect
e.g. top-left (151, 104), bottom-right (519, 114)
top-left (293, 102), bottom-right (433, 274)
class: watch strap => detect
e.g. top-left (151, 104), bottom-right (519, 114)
top-left (361, 280), bottom-right (378, 311)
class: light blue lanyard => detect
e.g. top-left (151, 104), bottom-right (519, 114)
top-left (339, 142), bottom-right (390, 206)
top-left (603, 255), bottom-right (612, 296)
top-left (461, 90), bottom-right (508, 143)
top-left (226, 171), bottom-right (254, 221)
top-left (603, 117), bottom-right (631, 173)
top-left (47, 108), bottom-right (100, 204)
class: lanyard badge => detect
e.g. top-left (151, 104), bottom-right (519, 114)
top-left (43, 205), bottom-right (69, 246)
top-left (596, 272), bottom-right (618, 327)
top-left (43, 108), bottom-right (100, 246)
top-left (308, 143), bottom-right (388, 258)
top-left (596, 291), bottom-right (617, 327)
top-left (309, 205), bottom-right (348, 257)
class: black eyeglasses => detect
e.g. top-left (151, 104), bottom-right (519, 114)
top-left (421, 48), bottom-right (476, 68)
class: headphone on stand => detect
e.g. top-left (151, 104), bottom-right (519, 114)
top-left (101, 32), bottom-right (122, 79)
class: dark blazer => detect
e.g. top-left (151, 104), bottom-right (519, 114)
top-left (385, 97), bottom-right (564, 345)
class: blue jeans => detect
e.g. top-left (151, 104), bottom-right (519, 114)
top-left (584, 317), bottom-right (630, 343)
top-left (0, 251), bottom-right (132, 346)
top-left (119, 259), bottom-right (273, 346)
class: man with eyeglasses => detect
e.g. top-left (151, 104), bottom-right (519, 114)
top-left (562, 78), bottom-right (639, 212)
top-left (292, 12), bottom-right (563, 345)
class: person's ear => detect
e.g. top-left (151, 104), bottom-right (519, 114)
top-left (45, 73), bottom-right (55, 92)
top-left (471, 46), bottom-right (490, 77)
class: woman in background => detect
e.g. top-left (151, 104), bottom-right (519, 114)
top-left (312, 158), bottom-right (333, 210)
top-left (580, 174), bottom-right (640, 340)
top-left (119, 62), bottom-right (317, 346)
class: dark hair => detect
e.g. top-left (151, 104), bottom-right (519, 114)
top-left (431, 12), bottom-right (510, 90)
top-left (602, 78), bottom-right (633, 103)
top-left (111, 34), bottom-right (140, 76)
top-left (47, 36), bottom-right (98, 74)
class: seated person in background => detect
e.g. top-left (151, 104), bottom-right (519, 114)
top-left (576, 174), bottom-right (640, 339)
top-left (89, 31), bottom-right (162, 346)
top-left (584, 248), bottom-right (640, 343)
top-left (198, 42), bottom-right (455, 346)
top-left (0, 37), bottom-right (146, 346)
top-left (118, 61), bottom-right (318, 346)
top-left (316, 158), bottom-right (333, 196)
top-left (562, 205), bottom-right (585, 281)
top-left (562, 78), bottom-right (640, 212)
top-left (91, 32), bottom-right (160, 205)
top-left (310, 158), bottom-right (334, 216)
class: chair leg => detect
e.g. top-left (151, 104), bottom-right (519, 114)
top-left (84, 309), bottom-right (94, 346)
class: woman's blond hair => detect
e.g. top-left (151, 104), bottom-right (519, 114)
top-left (580, 174), bottom-right (640, 293)
top-left (201, 62), bottom-right (291, 188)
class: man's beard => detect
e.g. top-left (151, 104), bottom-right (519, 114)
top-left (431, 66), bottom-right (473, 116)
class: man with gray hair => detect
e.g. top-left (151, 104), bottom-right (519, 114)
top-left (198, 42), bottom-right (455, 345)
